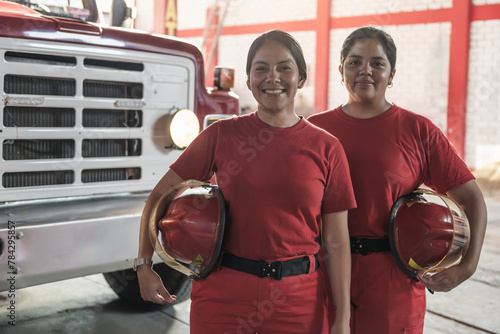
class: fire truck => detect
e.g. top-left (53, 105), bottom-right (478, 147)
top-left (0, 0), bottom-right (239, 307)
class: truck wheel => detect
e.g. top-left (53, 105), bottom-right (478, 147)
top-left (103, 263), bottom-right (191, 309)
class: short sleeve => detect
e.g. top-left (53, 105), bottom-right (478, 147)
top-left (169, 122), bottom-right (218, 181)
top-left (322, 140), bottom-right (357, 214)
top-left (423, 124), bottom-right (474, 193)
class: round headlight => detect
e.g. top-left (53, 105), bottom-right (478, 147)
top-left (169, 109), bottom-right (200, 149)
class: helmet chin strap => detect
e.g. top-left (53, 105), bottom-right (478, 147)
top-left (154, 236), bottom-right (201, 280)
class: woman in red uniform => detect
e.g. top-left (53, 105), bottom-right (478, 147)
top-left (136, 30), bottom-right (357, 334)
top-left (308, 26), bottom-right (487, 333)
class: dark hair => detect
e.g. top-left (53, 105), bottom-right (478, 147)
top-left (340, 26), bottom-right (397, 73)
top-left (246, 30), bottom-right (307, 81)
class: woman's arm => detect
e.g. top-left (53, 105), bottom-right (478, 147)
top-left (322, 210), bottom-right (351, 334)
top-left (136, 169), bottom-right (184, 304)
top-left (419, 179), bottom-right (487, 292)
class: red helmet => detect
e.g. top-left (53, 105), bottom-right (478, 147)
top-left (149, 180), bottom-right (226, 280)
top-left (388, 189), bottom-right (470, 278)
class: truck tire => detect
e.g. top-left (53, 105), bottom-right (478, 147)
top-left (103, 263), bottom-right (192, 309)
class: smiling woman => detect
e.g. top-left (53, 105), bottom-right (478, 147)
top-left (339, 31), bottom-right (396, 118)
top-left (308, 26), bottom-right (487, 334)
top-left (136, 30), bottom-right (356, 334)
top-left (245, 31), bottom-right (307, 127)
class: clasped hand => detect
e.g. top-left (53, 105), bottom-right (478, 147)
top-left (417, 262), bottom-right (474, 292)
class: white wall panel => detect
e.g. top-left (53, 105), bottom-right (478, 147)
top-left (473, 0), bottom-right (500, 5)
top-left (331, 0), bottom-right (452, 18)
top-left (178, 0), bottom-right (317, 30)
top-left (177, 0), bottom-right (209, 30)
top-left (466, 19), bottom-right (500, 168)
top-left (223, 0), bottom-right (317, 26)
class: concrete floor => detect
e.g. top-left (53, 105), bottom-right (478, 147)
top-left (0, 273), bottom-right (191, 334)
top-left (1, 196), bottom-right (499, 334)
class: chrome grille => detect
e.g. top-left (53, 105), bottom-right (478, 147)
top-left (83, 58), bottom-right (143, 71)
top-left (2, 49), bottom-right (149, 191)
top-left (83, 80), bottom-right (143, 98)
top-left (82, 168), bottom-right (141, 183)
top-left (3, 106), bottom-right (75, 127)
top-left (82, 139), bottom-right (142, 157)
top-left (4, 74), bottom-right (76, 96)
top-left (3, 171), bottom-right (74, 188)
top-left (3, 139), bottom-right (74, 160)
top-left (5, 51), bottom-right (76, 66)
top-left (82, 109), bottom-right (142, 128)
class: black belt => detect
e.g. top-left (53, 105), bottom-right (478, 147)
top-left (350, 237), bottom-right (390, 255)
top-left (221, 253), bottom-right (319, 280)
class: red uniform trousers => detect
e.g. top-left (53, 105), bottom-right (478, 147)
top-left (350, 252), bottom-right (426, 333)
top-left (324, 252), bottom-right (425, 333)
top-left (189, 265), bottom-right (329, 334)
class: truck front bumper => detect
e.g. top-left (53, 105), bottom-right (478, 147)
top-left (0, 193), bottom-right (152, 291)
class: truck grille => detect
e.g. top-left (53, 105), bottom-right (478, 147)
top-left (3, 139), bottom-right (75, 160)
top-left (5, 74), bottom-right (76, 96)
top-left (82, 109), bottom-right (142, 128)
top-left (83, 80), bottom-right (143, 99)
top-left (81, 168), bottom-right (141, 183)
top-left (4, 106), bottom-right (75, 127)
top-left (82, 139), bottom-right (142, 157)
top-left (2, 50), bottom-right (151, 192)
top-left (3, 171), bottom-right (74, 188)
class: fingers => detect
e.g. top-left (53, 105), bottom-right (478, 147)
top-left (152, 293), bottom-right (176, 304)
top-left (417, 270), bottom-right (461, 292)
top-left (137, 266), bottom-right (177, 304)
top-left (140, 284), bottom-right (177, 304)
top-left (153, 287), bottom-right (177, 304)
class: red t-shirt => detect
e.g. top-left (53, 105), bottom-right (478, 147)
top-left (308, 105), bottom-right (474, 238)
top-left (171, 112), bottom-right (356, 261)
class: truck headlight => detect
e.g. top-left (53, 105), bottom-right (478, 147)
top-left (169, 109), bottom-right (199, 149)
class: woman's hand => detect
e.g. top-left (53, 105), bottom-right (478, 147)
top-left (137, 265), bottom-right (177, 304)
top-left (417, 262), bottom-right (474, 292)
